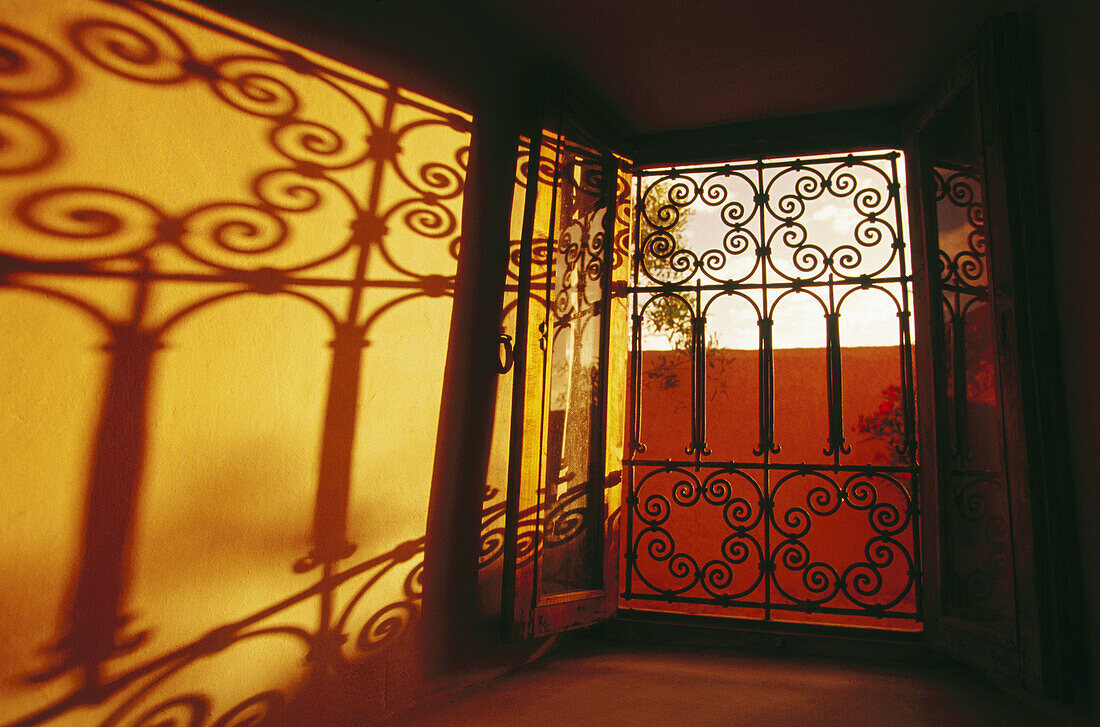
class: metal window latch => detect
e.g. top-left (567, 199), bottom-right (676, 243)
top-left (497, 332), bottom-right (514, 374)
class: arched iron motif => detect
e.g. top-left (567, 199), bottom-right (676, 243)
top-left (622, 152), bottom-right (921, 626)
top-left (1, 1), bottom-right (474, 724)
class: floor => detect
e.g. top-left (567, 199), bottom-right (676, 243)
top-left (376, 639), bottom-right (1062, 727)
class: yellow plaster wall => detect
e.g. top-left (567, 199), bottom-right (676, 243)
top-left (0, 1), bottom-right (471, 724)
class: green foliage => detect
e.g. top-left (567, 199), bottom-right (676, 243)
top-left (646, 295), bottom-right (693, 351)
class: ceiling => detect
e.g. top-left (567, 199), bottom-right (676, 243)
top-left (476, 0), bottom-right (1030, 134)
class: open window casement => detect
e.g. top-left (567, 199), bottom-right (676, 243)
top-left (501, 110), bottom-right (632, 640)
top-left (906, 15), bottom-right (1072, 696)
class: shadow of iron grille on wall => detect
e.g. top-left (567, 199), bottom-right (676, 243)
top-left (0, 0), bottom-right (512, 724)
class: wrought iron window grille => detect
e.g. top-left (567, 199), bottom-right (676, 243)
top-left (620, 151), bottom-right (922, 627)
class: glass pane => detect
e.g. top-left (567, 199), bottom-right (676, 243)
top-left (925, 85), bottom-right (1017, 634)
top-left (538, 148), bottom-right (608, 597)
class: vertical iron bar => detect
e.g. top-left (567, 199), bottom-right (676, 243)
top-left (694, 280), bottom-right (708, 460)
top-left (686, 281), bottom-right (697, 457)
top-left (892, 153), bottom-right (919, 463)
top-left (531, 119), bottom-right (566, 606)
top-left (624, 172), bottom-right (644, 599)
top-left (892, 152), bottom-right (922, 616)
top-left (630, 174), bottom-right (644, 455)
top-left (825, 308), bottom-right (845, 463)
top-left (952, 289), bottom-right (970, 463)
top-left (900, 316), bottom-right (917, 458)
top-left (592, 153), bottom-right (620, 591)
top-left (755, 317), bottom-right (774, 457)
top-left (501, 128), bottom-right (545, 640)
top-left (756, 158), bottom-right (773, 622)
